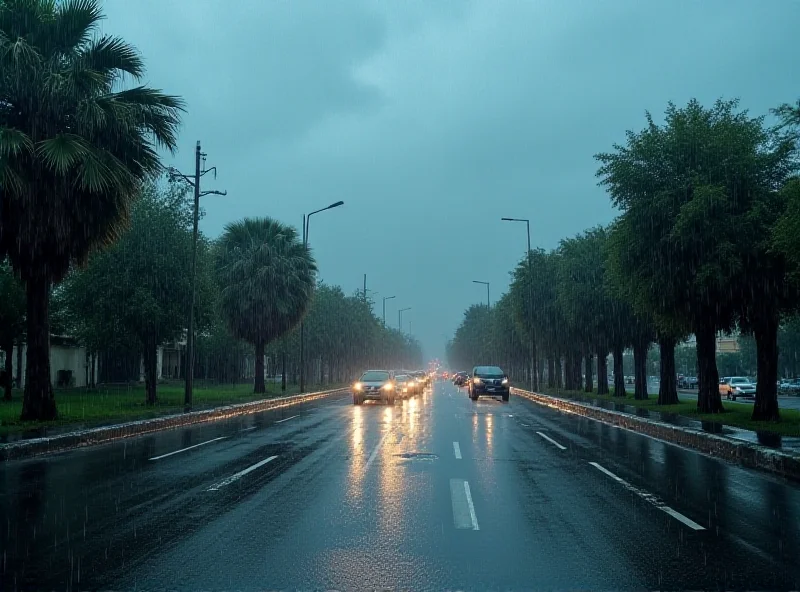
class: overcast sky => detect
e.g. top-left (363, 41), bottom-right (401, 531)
top-left (102, 0), bottom-right (799, 362)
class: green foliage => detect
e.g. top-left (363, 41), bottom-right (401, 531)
top-left (0, 261), bottom-right (25, 345)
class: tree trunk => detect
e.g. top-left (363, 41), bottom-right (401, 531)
top-left (143, 337), bottom-right (158, 406)
top-left (752, 314), bottom-right (780, 422)
top-left (548, 356), bottom-right (556, 389)
top-left (573, 354), bottom-right (582, 390)
top-left (596, 348), bottom-right (609, 395)
top-left (254, 341), bottom-right (266, 394)
top-left (281, 350), bottom-right (287, 391)
top-left (531, 338), bottom-right (539, 391)
top-left (15, 339), bottom-right (23, 390)
top-left (657, 336), bottom-right (678, 405)
top-left (613, 342), bottom-right (626, 396)
top-left (20, 275), bottom-right (56, 421)
top-left (555, 356), bottom-right (562, 389)
top-left (3, 338), bottom-right (13, 401)
top-left (633, 340), bottom-right (648, 400)
top-left (696, 321), bottom-right (723, 413)
top-left (584, 352), bottom-right (594, 393)
top-left (564, 352), bottom-right (574, 390)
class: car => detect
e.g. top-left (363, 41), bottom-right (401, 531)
top-left (394, 374), bottom-right (416, 398)
top-left (411, 371), bottom-right (428, 392)
top-left (453, 371), bottom-right (469, 386)
top-left (468, 365), bottom-right (510, 402)
top-left (352, 370), bottom-right (396, 405)
top-left (719, 376), bottom-right (756, 401)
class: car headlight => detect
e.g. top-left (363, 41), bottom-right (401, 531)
top-left (502, 378), bottom-right (509, 385)
top-left (382, 383), bottom-right (394, 391)
top-left (409, 380), bottom-right (416, 386)
top-left (473, 377), bottom-right (482, 384)
top-left (354, 382), bottom-right (363, 391)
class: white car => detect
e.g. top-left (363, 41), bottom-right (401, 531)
top-left (720, 376), bottom-right (756, 401)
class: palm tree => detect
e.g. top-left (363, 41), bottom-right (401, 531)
top-left (0, 0), bottom-right (184, 419)
top-left (215, 218), bottom-right (317, 394)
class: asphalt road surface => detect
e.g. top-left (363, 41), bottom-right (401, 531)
top-left (3, 380), bottom-right (800, 590)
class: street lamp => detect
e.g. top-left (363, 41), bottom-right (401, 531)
top-left (300, 200), bottom-right (344, 393)
top-left (472, 280), bottom-right (490, 309)
top-left (399, 307), bottom-right (411, 332)
top-left (502, 217), bottom-right (535, 392)
top-left (383, 295), bottom-right (396, 326)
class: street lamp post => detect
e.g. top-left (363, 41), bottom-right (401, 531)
top-left (383, 295), bottom-right (396, 326)
top-left (502, 217), bottom-right (535, 392)
top-left (399, 307), bottom-right (411, 332)
top-left (300, 200), bottom-right (344, 393)
top-left (472, 280), bottom-right (490, 309)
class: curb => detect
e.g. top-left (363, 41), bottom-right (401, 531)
top-left (1, 387), bottom-right (349, 462)
top-left (511, 387), bottom-right (800, 481)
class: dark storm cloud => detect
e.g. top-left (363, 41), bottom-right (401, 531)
top-left (102, 0), bottom-right (799, 361)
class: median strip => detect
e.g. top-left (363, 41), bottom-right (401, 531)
top-left (512, 387), bottom-right (800, 481)
top-left (589, 461), bottom-right (705, 531)
top-left (1, 388), bottom-right (348, 461)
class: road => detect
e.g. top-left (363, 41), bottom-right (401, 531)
top-left (2, 380), bottom-right (800, 590)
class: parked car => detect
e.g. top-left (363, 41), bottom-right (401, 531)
top-left (468, 365), bottom-right (510, 402)
top-left (719, 376), bottom-right (756, 401)
top-left (779, 379), bottom-right (800, 395)
top-left (352, 370), bottom-right (396, 405)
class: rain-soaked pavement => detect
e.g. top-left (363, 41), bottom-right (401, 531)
top-left (2, 380), bottom-right (800, 590)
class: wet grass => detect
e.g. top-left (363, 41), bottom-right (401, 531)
top-left (0, 380), bottom-right (340, 437)
top-left (539, 388), bottom-right (800, 437)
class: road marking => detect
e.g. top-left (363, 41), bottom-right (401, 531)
top-left (149, 437), bottom-right (227, 461)
top-left (239, 426), bottom-right (257, 432)
top-left (450, 479), bottom-right (480, 530)
top-left (365, 431), bottom-right (391, 471)
top-left (275, 415), bottom-right (299, 423)
top-left (453, 441), bottom-right (462, 459)
top-left (536, 431), bottom-right (566, 450)
top-left (589, 462), bottom-right (705, 531)
top-left (207, 455), bottom-right (278, 491)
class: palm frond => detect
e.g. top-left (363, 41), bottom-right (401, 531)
top-left (49, 0), bottom-right (101, 56)
top-left (0, 127), bottom-right (34, 157)
top-left (79, 35), bottom-right (143, 80)
top-left (35, 132), bottom-right (90, 174)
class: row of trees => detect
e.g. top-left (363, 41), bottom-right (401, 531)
top-left (0, 0), bottom-right (420, 420)
top-left (448, 97), bottom-right (800, 422)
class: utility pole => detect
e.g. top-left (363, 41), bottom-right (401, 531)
top-left (383, 295), bottom-right (396, 326)
top-left (399, 307), bottom-right (411, 332)
top-left (168, 141), bottom-right (226, 411)
top-left (502, 217), bottom-right (534, 392)
top-left (299, 201), bottom-right (344, 393)
top-left (363, 274), bottom-right (367, 303)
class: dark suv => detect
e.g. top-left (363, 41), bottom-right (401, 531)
top-left (468, 365), bottom-right (510, 402)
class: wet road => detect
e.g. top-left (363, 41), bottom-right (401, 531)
top-left (2, 381), bottom-right (800, 590)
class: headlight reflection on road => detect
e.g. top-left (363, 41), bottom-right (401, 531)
top-left (486, 412), bottom-right (494, 456)
top-left (383, 406), bottom-right (394, 426)
top-left (408, 397), bottom-right (417, 434)
top-left (352, 406), bottom-right (363, 449)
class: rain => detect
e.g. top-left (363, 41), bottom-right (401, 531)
top-left (1, 0), bottom-right (800, 590)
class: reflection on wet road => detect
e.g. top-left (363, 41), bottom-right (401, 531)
top-left (2, 382), bottom-right (800, 590)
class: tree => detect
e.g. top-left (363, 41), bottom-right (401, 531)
top-left (63, 182), bottom-right (197, 405)
top-left (0, 261), bottom-right (25, 400)
top-left (215, 218), bottom-right (316, 394)
top-left (596, 99), bottom-right (795, 413)
top-left (0, 0), bottom-right (184, 419)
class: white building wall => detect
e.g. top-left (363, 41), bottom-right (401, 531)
top-left (9, 344), bottom-right (99, 389)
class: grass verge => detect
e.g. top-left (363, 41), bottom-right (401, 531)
top-left (538, 388), bottom-right (800, 437)
top-left (0, 381), bottom-right (342, 437)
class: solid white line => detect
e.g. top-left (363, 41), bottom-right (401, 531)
top-left (463, 481), bottom-right (480, 530)
top-left (365, 431), bottom-right (391, 471)
top-left (275, 415), bottom-right (299, 423)
top-left (589, 462), bottom-right (705, 531)
top-left (239, 426), bottom-right (257, 432)
top-left (453, 441), bottom-right (462, 459)
top-left (207, 455), bottom-right (278, 491)
top-left (536, 431), bottom-right (566, 450)
top-left (149, 437), bottom-right (227, 461)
